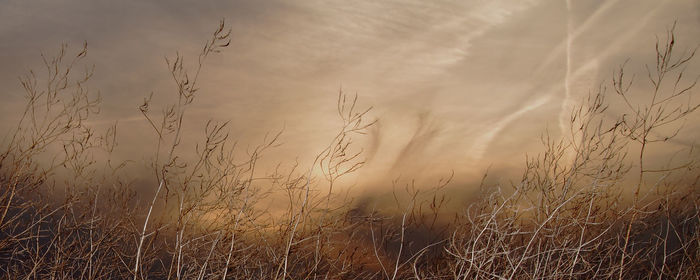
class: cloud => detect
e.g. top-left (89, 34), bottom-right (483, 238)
top-left (470, 94), bottom-right (551, 162)
top-left (1, 0), bottom-right (699, 191)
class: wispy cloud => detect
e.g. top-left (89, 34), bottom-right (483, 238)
top-left (470, 94), bottom-right (551, 162)
top-left (1, 0), bottom-right (698, 187)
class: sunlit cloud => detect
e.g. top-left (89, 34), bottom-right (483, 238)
top-left (0, 0), bottom-right (698, 187)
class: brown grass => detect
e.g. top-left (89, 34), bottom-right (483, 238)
top-left (1, 20), bottom-right (698, 279)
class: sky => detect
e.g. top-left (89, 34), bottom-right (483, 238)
top-left (1, 0), bottom-right (700, 195)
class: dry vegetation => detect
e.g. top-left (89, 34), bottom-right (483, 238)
top-left (1, 20), bottom-right (699, 279)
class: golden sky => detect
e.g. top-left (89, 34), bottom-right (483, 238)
top-left (1, 0), bottom-right (699, 192)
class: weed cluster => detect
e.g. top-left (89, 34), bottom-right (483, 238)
top-left (1, 20), bottom-right (698, 279)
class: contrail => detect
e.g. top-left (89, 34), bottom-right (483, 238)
top-left (471, 0), bottom-right (669, 163)
top-left (533, 0), bottom-right (621, 74)
top-left (471, 1), bottom-right (619, 163)
top-left (556, 0), bottom-right (669, 135)
top-left (560, 0), bottom-right (574, 136)
top-left (470, 95), bottom-right (551, 161)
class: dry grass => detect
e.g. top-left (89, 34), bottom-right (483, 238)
top-left (1, 20), bottom-right (698, 279)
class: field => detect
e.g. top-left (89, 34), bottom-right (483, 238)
top-left (1, 20), bottom-right (699, 279)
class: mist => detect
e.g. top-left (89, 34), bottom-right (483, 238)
top-left (2, 1), bottom-right (699, 194)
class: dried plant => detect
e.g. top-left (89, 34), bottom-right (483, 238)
top-left (0, 20), bottom-right (698, 280)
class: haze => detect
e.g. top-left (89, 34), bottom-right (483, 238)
top-left (1, 0), bottom-right (699, 193)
